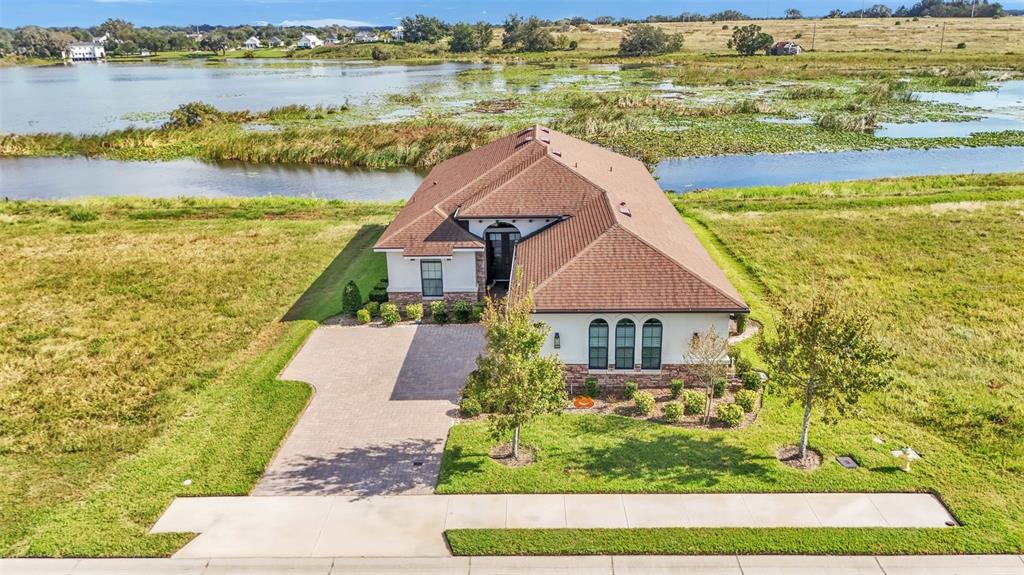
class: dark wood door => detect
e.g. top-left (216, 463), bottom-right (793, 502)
top-left (486, 231), bottom-right (520, 283)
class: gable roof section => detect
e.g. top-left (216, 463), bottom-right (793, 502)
top-left (375, 125), bottom-right (748, 313)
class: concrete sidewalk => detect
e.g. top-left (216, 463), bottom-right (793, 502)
top-left (4, 555), bottom-right (1023, 575)
top-left (151, 493), bottom-right (957, 558)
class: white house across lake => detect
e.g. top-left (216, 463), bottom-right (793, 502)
top-left (66, 42), bottom-right (105, 61)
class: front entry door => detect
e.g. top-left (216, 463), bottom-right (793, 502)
top-left (486, 230), bottom-right (520, 284)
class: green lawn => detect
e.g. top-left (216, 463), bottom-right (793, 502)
top-left (441, 173), bottom-right (1024, 555)
top-left (0, 197), bottom-right (399, 556)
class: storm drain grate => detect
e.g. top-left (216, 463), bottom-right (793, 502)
top-left (836, 456), bottom-right (859, 469)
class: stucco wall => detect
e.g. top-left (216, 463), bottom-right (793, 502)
top-left (384, 251), bottom-right (480, 295)
top-left (535, 312), bottom-right (731, 367)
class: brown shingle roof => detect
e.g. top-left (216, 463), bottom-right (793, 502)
top-left (375, 126), bottom-right (747, 313)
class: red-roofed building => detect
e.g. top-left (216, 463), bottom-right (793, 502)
top-left (375, 126), bottom-right (748, 385)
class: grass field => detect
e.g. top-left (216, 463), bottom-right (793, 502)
top-left (441, 172), bottom-right (1024, 555)
top-left (0, 197), bottom-right (400, 556)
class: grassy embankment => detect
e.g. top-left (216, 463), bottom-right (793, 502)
top-left (0, 197), bottom-right (401, 556)
top-left (442, 172), bottom-right (1024, 555)
top-left (3, 51), bottom-right (1023, 168)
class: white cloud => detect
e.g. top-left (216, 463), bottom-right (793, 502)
top-left (279, 18), bottom-right (375, 27)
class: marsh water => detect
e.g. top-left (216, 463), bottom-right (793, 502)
top-left (0, 60), bottom-right (486, 134)
top-left (4, 147), bottom-right (1022, 200)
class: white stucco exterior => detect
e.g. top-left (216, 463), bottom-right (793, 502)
top-left (535, 312), bottom-right (731, 367)
top-left (67, 43), bottom-right (105, 61)
top-left (466, 218), bottom-right (557, 239)
top-left (384, 250), bottom-right (479, 295)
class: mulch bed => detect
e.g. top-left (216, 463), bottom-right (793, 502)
top-left (490, 442), bottom-right (535, 467)
top-left (566, 382), bottom-right (760, 430)
top-left (777, 445), bottom-right (823, 470)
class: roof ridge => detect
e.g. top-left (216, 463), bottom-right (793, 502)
top-left (377, 132), bottom-right (539, 249)
top-left (617, 224), bottom-right (748, 310)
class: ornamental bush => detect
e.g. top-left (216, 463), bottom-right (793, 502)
top-left (735, 389), bottom-right (759, 413)
top-left (404, 302), bottom-right (424, 322)
top-left (380, 303), bottom-right (401, 326)
top-left (623, 381), bottom-right (638, 400)
top-left (713, 377), bottom-right (726, 398)
top-left (459, 396), bottom-right (481, 417)
top-left (453, 300), bottom-right (473, 323)
top-left (356, 308), bottom-right (371, 325)
top-left (341, 280), bottom-right (362, 316)
top-left (585, 376), bottom-right (599, 398)
top-left (663, 401), bottom-right (683, 422)
top-left (717, 403), bottom-right (745, 427)
top-left (683, 389), bottom-right (705, 415)
top-left (735, 354), bottom-right (753, 376)
top-left (670, 379), bottom-right (684, 399)
top-left (365, 301), bottom-right (380, 318)
top-left (430, 300), bottom-right (449, 323)
top-left (741, 370), bottom-right (762, 391)
top-left (634, 390), bottom-right (655, 416)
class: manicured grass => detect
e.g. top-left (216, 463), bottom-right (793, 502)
top-left (0, 197), bottom-right (400, 556)
top-left (441, 173), bottom-right (1024, 555)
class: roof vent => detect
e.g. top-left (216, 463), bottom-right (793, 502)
top-left (552, 149), bottom-right (561, 157)
top-left (619, 202), bottom-right (631, 217)
top-left (609, 166), bottom-right (613, 172)
top-left (432, 181), bottom-right (438, 186)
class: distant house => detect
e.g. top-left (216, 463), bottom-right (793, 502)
top-left (325, 34), bottom-right (340, 45)
top-left (266, 36), bottom-right (284, 47)
top-left (388, 26), bottom-right (405, 42)
top-left (354, 31), bottom-right (377, 43)
top-left (297, 34), bottom-right (324, 49)
top-left (243, 36), bottom-right (262, 50)
top-left (770, 41), bottom-right (803, 56)
top-left (187, 32), bottom-right (205, 42)
top-left (66, 42), bottom-right (106, 61)
top-left (92, 33), bottom-right (111, 45)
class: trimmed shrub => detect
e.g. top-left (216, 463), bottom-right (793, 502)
top-left (356, 308), bottom-right (371, 325)
top-left (735, 389), bottom-right (758, 413)
top-left (736, 312), bottom-right (748, 334)
top-left (670, 379), bottom-right (684, 399)
top-left (713, 377), bottom-right (726, 398)
top-left (717, 403), bottom-right (745, 427)
top-left (430, 300), bottom-right (449, 323)
top-left (741, 370), bottom-right (762, 391)
top-left (623, 381), bottom-right (638, 400)
top-left (459, 396), bottom-right (481, 417)
top-left (634, 390), bottom-right (655, 416)
top-left (453, 300), bottom-right (473, 323)
top-left (380, 303), bottom-right (401, 326)
top-left (405, 302), bottom-right (424, 322)
top-left (585, 376), bottom-right (599, 398)
top-left (735, 354), bottom-right (753, 376)
top-left (683, 390), bottom-right (706, 415)
top-left (367, 279), bottom-right (389, 304)
top-left (341, 280), bottom-right (362, 316)
top-left (365, 301), bottom-right (381, 318)
top-left (663, 402), bottom-right (683, 423)
top-left (471, 303), bottom-right (485, 322)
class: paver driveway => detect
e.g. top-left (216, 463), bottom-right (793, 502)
top-left (253, 324), bottom-right (484, 496)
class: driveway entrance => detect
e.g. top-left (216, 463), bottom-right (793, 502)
top-left (253, 324), bottom-right (484, 497)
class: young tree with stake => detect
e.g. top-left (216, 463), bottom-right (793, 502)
top-left (758, 290), bottom-right (893, 460)
top-left (464, 275), bottom-right (566, 458)
top-left (687, 328), bottom-right (730, 425)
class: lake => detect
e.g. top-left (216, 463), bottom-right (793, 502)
top-left (4, 147), bottom-right (1022, 200)
top-left (0, 60), bottom-right (484, 134)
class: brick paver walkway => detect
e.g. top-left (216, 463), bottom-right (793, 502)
top-left (253, 324), bottom-right (484, 497)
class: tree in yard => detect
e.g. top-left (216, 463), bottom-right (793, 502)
top-left (785, 8), bottom-right (804, 19)
top-left (463, 277), bottom-right (566, 458)
top-left (757, 290), bottom-right (893, 460)
top-left (618, 24), bottom-right (684, 56)
top-left (686, 328), bottom-right (730, 425)
top-left (400, 14), bottom-right (448, 43)
top-left (727, 24), bottom-right (774, 56)
top-left (341, 280), bottom-right (362, 316)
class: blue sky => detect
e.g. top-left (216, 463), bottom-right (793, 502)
top-left (2, 0), bottom-right (1022, 28)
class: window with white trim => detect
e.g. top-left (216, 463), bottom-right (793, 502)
top-left (420, 260), bottom-right (443, 297)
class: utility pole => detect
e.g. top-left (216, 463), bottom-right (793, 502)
top-left (939, 21), bottom-right (946, 52)
top-left (811, 20), bottom-right (816, 51)
top-left (971, 0), bottom-right (977, 18)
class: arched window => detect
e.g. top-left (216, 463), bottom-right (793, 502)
top-left (588, 319), bottom-right (608, 370)
top-left (641, 319), bottom-right (663, 370)
top-left (615, 319), bottom-right (635, 370)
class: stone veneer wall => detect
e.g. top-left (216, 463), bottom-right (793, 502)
top-left (386, 291), bottom-right (480, 316)
top-left (564, 364), bottom-right (703, 389)
top-left (475, 252), bottom-right (486, 301)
